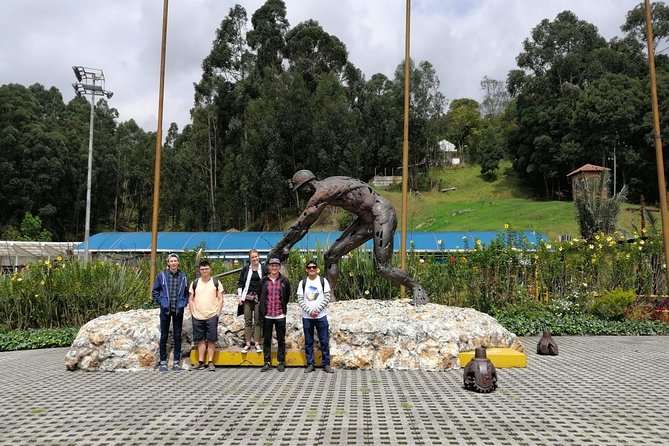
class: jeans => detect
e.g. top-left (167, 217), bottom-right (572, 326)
top-left (159, 308), bottom-right (184, 363)
top-left (302, 316), bottom-right (330, 367)
top-left (263, 318), bottom-right (286, 364)
top-left (243, 300), bottom-right (262, 344)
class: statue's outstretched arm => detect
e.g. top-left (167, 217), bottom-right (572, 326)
top-left (270, 201), bottom-right (327, 259)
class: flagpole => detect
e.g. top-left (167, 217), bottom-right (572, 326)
top-left (643, 0), bottom-right (669, 290)
top-left (400, 0), bottom-right (411, 298)
top-left (149, 0), bottom-right (169, 294)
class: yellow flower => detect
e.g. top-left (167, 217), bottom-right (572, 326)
top-left (34, 293), bottom-right (39, 299)
top-left (437, 239), bottom-right (443, 245)
top-left (588, 244), bottom-right (594, 250)
top-left (594, 234), bottom-right (600, 240)
top-left (460, 257), bottom-right (468, 263)
top-left (301, 257), bottom-right (306, 263)
top-left (419, 258), bottom-right (425, 264)
top-left (124, 303), bottom-right (130, 309)
top-left (545, 244), bottom-right (552, 250)
top-left (56, 255), bottom-right (63, 262)
top-left (17, 277), bottom-right (22, 282)
top-left (233, 259), bottom-right (239, 265)
top-left (558, 246), bottom-right (563, 252)
top-left (504, 224), bottom-right (509, 229)
top-left (40, 280), bottom-right (45, 286)
top-left (349, 272), bottom-right (354, 277)
top-left (364, 290), bottom-right (370, 295)
top-left (639, 239), bottom-right (645, 245)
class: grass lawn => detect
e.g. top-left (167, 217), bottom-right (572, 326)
top-left (307, 161), bottom-right (650, 241)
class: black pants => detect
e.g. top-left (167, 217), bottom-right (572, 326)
top-left (262, 318), bottom-right (286, 364)
top-left (159, 308), bottom-right (184, 363)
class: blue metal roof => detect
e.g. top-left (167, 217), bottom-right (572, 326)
top-left (79, 231), bottom-right (547, 257)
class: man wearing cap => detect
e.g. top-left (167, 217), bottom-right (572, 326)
top-left (297, 260), bottom-right (334, 373)
top-left (258, 257), bottom-right (291, 372)
top-left (152, 253), bottom-right (189, 372)
top-left (268, 170), bottom-right (428, 305)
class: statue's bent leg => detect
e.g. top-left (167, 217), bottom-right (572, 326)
top-left (324, 218), bottom-right (374, 300)
top-left (372, 213), bottom-right (429, 304)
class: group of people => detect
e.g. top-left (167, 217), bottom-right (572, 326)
top-left (151, 250), bottom-right (334, 374)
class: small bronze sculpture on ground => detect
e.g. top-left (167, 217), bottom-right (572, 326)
top-left (463, 347), bottom-right (497, 393)
top-left (537, 331), bottom-right (559, 355)
top-left (268, 170), bottom-right (429, 305)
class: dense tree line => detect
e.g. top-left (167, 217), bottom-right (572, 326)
top-left (2, 1), bottom-right (669, 240)
top-left (506, 4), bottom-right (669, 201)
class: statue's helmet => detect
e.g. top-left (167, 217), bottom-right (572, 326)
top-left (292, 169), bottom-right (316, 192)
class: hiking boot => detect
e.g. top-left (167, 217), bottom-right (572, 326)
top-left (255, 344), bottom-right (263, 353)
top-left (208, 362), bottom-right (216, 371)
top-left (305, 364), bottom-right (315, 374)
top-left (190, 362), bottom-right (205, 371)
top-left (261, 363), bottom-right (271, 372)
top-left (158, 364), bottom-right (168, 373)
top-left (323, 365), bottom-right (334, 374)
top-left (241, 345), bottom-right (249, 353)
top-left (173, 363), bottom-right (182, 372)
top-left (277, 363), bottom-right (285, 372)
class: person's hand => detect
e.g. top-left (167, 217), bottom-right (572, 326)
top-left (310, 310), bottom-right (318, 318)
top-left (238, 296), bottom-right (244, 305)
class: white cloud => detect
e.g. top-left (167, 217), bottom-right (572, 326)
top-left (0, 0), bottom-right (638, 131)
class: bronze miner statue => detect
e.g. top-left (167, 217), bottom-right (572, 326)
top-left (537, 331), bottom-right (559, 356)
top-left (463, 347), bottom-right (497, 393)
top-left (267, 170), bottom-right (429, 305)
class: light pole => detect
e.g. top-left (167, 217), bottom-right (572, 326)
top-left (72, 66), bottom-right (113, 262)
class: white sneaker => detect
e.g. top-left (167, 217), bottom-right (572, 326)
top-left (255, 344), bottom-right (262, 353)
top-left (241, 345), bottom-right (249, 353)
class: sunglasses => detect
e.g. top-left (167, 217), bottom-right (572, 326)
top-left (306, 265), bottom-right (317, 270)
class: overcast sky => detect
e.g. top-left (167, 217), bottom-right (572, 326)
top-left (0, 0), bottom-right (640, 131)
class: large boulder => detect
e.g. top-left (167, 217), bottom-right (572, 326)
top-left (65, 297), bottom-right (523, 371)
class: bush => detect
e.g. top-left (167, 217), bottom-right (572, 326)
top-left (0, 327), bottom-right (78, 351)
top-left (590, 289), bottom-right (636, 321)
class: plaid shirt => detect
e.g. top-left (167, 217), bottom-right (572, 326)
top-left (265, 277), bottom-right (284, 317)
top-left (168, 270), bottom-right (179, 313)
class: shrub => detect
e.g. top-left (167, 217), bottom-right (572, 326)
top-left (0, 327), bottom-right (78, 351)
top-left (590, 289), bottom-right (636, 321)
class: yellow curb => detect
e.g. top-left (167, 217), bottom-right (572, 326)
top-left (458, 348), bottom-right (527, 368)
top-left (190, 348), bottom-right (322, 366)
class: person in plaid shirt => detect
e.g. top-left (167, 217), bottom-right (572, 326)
top-left (258, 258), bottom-right (291, 372)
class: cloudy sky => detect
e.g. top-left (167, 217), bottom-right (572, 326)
top-left (0, 0), bottom-right (640, 131)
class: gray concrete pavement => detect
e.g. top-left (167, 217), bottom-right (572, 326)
top-left (1, 336), bottom-right (668, 445)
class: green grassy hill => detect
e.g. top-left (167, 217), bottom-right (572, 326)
top-left (311, 161), bottom-right (646, 241)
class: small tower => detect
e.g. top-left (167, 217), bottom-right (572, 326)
top-left (567, 164), bottom-right (611, 199)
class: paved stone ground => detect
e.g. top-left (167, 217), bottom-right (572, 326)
top-left (1, 336), bottom-right (668, 446)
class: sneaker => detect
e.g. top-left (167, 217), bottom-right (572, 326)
top-left (190, 362), bottom-right (205, 371)
top-left (173, 363), bottom-right (182, 372)
top-left (304, 364), bottom-right (315, 374)
top-left (158, 364), bottom-right (168, 373)
top-left (255, 344), bottom-right (263, 353)
top-left (277, 363), bottom-right (285, 372)
top-left (261, 363), bottom-right (271, 372)
top-left (208, 362), bottom-right (216, 371)
top-left (323, 365), bottom-right (334, 374)
top-left (241, 345), bottom-right (249, 353)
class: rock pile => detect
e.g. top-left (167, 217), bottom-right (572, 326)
top-left (65, 297), bottom-right (523, 371)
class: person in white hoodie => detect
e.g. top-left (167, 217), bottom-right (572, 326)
top-left (297, 260), bottom-right (334, 373)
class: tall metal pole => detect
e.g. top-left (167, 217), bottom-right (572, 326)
top-left (83, 92), bottom-right (96, 262)
top-left (400, 0), bottom-right (411, 298)
top-left (149, 0), bottom-right (169, 291)
top-left (644, 0), bottom-right (669, 289)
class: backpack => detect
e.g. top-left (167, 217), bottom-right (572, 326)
top-left (191, 277), bottom-right (220, 294)
top-left (301, 276), bottom-right (325, 295)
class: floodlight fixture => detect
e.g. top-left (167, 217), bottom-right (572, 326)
top-left (71, 65), bottom-right (113, 262)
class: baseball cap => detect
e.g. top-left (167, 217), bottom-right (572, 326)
top-left (268, 258), bottom-right (281, 265)
top-left (167, 253), bottom-right (179, 261)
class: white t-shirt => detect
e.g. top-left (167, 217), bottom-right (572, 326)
top-left (297, 276), bottom-right (331, 319)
